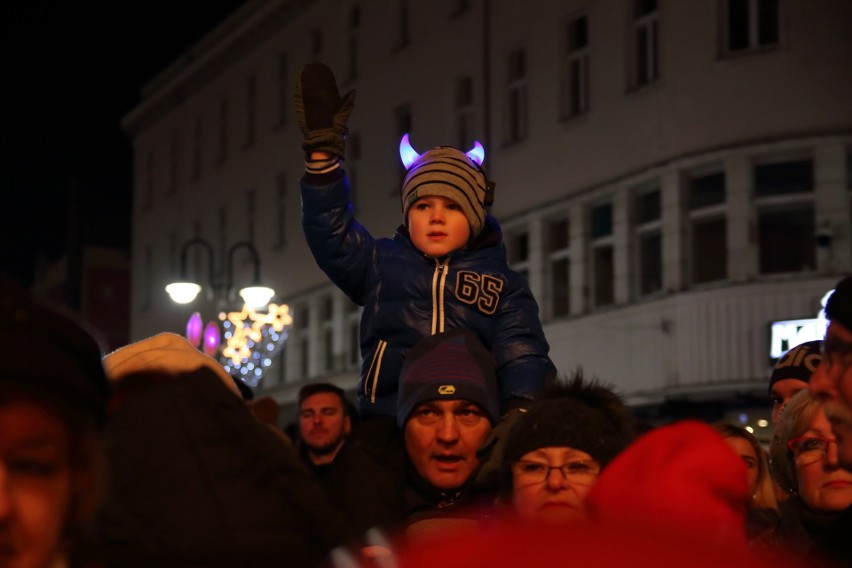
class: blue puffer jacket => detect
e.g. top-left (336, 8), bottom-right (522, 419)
top-left (302, 170), bottom-right (555, 418)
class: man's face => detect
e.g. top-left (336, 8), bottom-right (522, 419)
top-left (404, 399), bottom-right (492, 491)
top-left (0, 398), bottom-right (74, 568)
top-left (770, 378), bottom-right (809, 425)
top-left (407, 196), bottom-right (471, 258)
top-left (299, 392), bottom-right (350, 458)
top-left (810, 321), bottom-right (852, 470)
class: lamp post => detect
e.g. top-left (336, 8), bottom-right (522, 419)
top-left (165, 238), bottom-right (275, 308)
top-left (165, 237), bottom-right (289, 387)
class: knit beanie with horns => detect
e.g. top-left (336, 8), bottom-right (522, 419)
top-left (400, 138), bottom-right (493, 237)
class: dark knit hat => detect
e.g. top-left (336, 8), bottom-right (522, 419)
top-left (397, 329), bottom-right (499, 428)
top-left (0, 275), bottom-right (109, 428)
top-left (825, 275), bottom-right (852, 332)
top-left (768, 340), bottom-right (822, 394)
top-left (502, 373), bottom-right (636, 483)
top-left (401, 145), bottom-right (492, 237)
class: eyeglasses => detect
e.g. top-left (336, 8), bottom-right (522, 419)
top-left (787, 435), bottom-right (837, 465)
top-left (511, 459), bottom-right (600, 486)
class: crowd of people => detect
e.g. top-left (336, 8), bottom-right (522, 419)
top-left (2, 61), bottom-right (851, 567)
top-left (3, 272), bottom-right (851, 567)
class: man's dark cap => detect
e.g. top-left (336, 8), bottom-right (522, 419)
top-left (397, 329), bottom-right (499, 428)
top-left (826, 275), bottom-right (852, 332)
top-left (768, 340), bottom-right (822, 394)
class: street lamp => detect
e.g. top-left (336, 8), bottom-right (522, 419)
top-left (165, 238), bottom-right (275, 309)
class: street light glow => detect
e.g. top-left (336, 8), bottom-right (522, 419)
top-left (239, 285), bottom-right (275, 309)
top-left (165, 282), bottom-right (202, 304)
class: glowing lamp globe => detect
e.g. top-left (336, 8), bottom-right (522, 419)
top-left (166, 282), bottom-right (202, 304)
top-left (239, 286), bottom-right (275, 309)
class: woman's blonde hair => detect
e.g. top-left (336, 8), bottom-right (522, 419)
top-left (712, 421), bottom-right (778, 511)
top-left (768, 389), bottom-right (821, 496)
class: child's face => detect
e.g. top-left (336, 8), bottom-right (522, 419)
top-left (407, 195), bottom-right (471, 258)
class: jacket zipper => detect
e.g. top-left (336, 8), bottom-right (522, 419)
top-left (365, 339), bottom-right (387, 403)
top-left (431, 259), bottom-right (449, 335)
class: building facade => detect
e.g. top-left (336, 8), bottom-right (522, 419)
top-left (123, 0), bottom-right (852, 429)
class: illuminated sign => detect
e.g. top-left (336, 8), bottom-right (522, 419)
top-left (769, 289), bottom-right (833, 360)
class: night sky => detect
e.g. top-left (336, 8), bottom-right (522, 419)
top-left (2, 1), bottom-right (247, 287)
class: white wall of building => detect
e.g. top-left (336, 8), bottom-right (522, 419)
top-left (123, 0), bottom-right (852, 409)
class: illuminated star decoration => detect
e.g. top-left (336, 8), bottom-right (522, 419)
top-left (220, 302), bottom-right (293, 387)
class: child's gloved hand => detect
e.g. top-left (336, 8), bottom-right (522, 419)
top-left (473, 405), bottom-right (529, 491)
top-left (294, 63), bottom-right (356, 160)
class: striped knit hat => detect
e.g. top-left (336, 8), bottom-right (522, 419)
top-left (401, 146), bottom-right (491, 237)
top-left (397, 329), bottom-right (500, 428)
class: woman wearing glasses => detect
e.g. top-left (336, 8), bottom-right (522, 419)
top-left (499, 373), bottom-right (637, 525)
top-left (770, 389), bottom-right (852, 566)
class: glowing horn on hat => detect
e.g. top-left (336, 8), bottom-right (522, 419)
top-left (399, 134), bottom-right (421, 170)
top-left (466, 141), bottom-right (485, 166)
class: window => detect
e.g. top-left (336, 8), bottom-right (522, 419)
top-left (590, 202), bottom-right (614, 307)
top-left (507, 229), bottom-right (530, 284)
top-left (311, 29), bottom-right (323, 59)
top-left (294, 304), bottom-right (311, 379)
top-left (632, 0), bottom-right (659, 88)
top-left (168, 133), bottom-right (178, 195)
top-left (687, 170), bottom-right (727, 285)
top-left (245, 75), bottom-right (257, 147)
top-left (276, 346), bottom-right (287, 385)
top-left (300, 334), bottom-right (310, 379)
top-left (192, 116), bottom-right (203, 181)
top-left (397, 0), bottom-right (410, 49)
top-left (395, 104), bottom-right (412, 139)
top-left (634, 187), bottom-right (662, 296)
top-left (218, 206), bottom-right (227, 280)
top-left (348, 5), bottom-right (360, 80)
top-left (142, 245), bottom-right (153, 310)
top-left (323, 327), bottom-right (335, 373)
top-left (217, 98), bottom-right (228, 164)
top-left (561, 14), bottom-right (589, 118)
top-left (274, 172), bottom-right (288, 248)
top-left (275, 53), bottom-right (288, 129)
top-left (754, 160), bottom-right (812, 197)
top-left (393, 103), bottom-right (412, 192)
top-left (506, 48), bottom-right (528, 144)
top-left (547, 216), bottom-right (571, 318)
top-left (451, 0), bottom-right (471, 17)
top-left (754, 159), bottom-right (815, 274)
top-left (725, 0), bottom-right (778, 54)
top-left (191, 219), bottom-right (203, 282)
top-left (346, 299), bottom-right (361, 369)
top-left (246, 189), bottom-right (256, 245)
top-left (321, 295), bottom-right (335, 373)
top-left (168, 232), bottom-right (178, 277)
top-left (454, 75), bottom-right (475, 149)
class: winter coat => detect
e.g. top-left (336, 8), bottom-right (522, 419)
top-left (317, 416), bottom-right (495, 545)
top-left (301, 170), bottom-right (555, 418)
